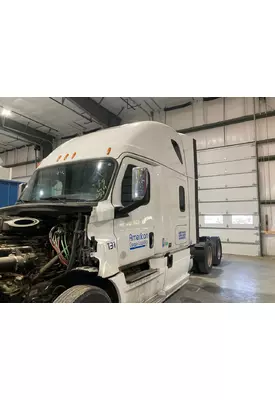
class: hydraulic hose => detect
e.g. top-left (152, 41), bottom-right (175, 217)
top-left (32, 251), bottom-right (64, 283)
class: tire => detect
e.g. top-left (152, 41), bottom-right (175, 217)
top-left (211, 236), bottom-right (222, 266)
top-left (53, 285), bottom-right (112, 303)
top-left (198, 236), bottom-right (211, 243)
top-left (193, 241), bottom-right (213, 274)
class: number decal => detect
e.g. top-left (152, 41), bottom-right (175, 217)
top-left (107, 241), bottom-right (116, 250)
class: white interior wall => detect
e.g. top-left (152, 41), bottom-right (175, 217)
top-left (0, 146), bottom-right (36, 182)
top-left (0, 166), bottom-right (11, 180)
top-left (175, 116), bottom-right (275, 148)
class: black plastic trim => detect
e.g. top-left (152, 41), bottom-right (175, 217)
top-left (114, 196), bottom-right (148, 219)
top-left (149, 232), bottom-right (154, 249)
top-left (166, 254), bottom-right (173, 268)
top-left (179, 186), bottom-right (185, 212)
top-left (171, 139), bottom-right (183, 164)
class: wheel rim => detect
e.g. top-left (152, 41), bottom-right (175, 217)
top-left (208, 247), bottom-right (213, 267)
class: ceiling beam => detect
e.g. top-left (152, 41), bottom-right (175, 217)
top-left (0, 116), bottom-right (55, 158)
top-left (164, 98), bottom-right (221, 112)
top-left (68, 97), bottom-right (121, 128)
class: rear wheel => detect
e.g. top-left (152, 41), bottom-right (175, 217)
top-left (53, 285), bottom-right (111, 303)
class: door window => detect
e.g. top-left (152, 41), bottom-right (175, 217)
top-left (171, 139), bottom-right (183, 164)
top-left (179, 186), bottom-right (185, 212)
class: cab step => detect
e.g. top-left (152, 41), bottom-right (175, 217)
top-left (126, 269), bottom-right (157, 284)
top-left (146, 293), bottom-right (166, 303)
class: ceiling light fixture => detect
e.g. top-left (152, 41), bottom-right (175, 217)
top-left (1, 109), bottom-right (11, 117)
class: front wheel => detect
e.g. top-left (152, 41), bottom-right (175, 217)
top-left (192, 241), bottom-right (213, 274)
top-left (54, 285), bottom-right (111, 303)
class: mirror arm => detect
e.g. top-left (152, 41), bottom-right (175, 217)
top-left (114, 199), bottom-right (144, 219)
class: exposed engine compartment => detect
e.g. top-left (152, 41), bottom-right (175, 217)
top-left (0, 208), bottom-right (98, 302)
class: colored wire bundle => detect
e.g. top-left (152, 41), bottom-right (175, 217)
top-left (49, 226), bottom-right (70, 266)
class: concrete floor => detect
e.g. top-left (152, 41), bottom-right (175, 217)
top-left (167, 254), bottom-right (275, 303)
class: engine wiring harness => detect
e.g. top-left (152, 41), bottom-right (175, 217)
top-left (49, 225), bottom-right (70, 266)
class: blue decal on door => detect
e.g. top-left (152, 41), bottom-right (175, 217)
top-left (178, 231), bottom-right (186, 240)
top-left (129, 233), bottom-right (149, 250)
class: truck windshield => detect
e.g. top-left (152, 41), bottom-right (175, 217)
top-left (20, 159), bottom-right (115, 203)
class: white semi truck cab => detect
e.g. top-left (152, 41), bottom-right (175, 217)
top-left (0, 122), bottom-right (222, 303)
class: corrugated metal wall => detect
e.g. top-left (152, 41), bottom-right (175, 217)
top-left (0, 166), bottom-right (11, 180)
top-left (0, 146), bottom-right (36, 182)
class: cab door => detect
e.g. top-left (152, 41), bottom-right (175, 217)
top-left (112, 156), bottom-right (157, 268)
top-left (161, 170), bottom-right (190, 293)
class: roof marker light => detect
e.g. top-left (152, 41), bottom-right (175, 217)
top-left (71, 152), bottom-right (76, 159)
top-left (107, 147), bottom-right (111, 155)
top-left (56, 155), bottom-right (62, 162)
top-left (64, 153), bottom-right (69, 161)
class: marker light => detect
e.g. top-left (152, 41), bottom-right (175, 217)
top-left (71, 152), bottom-right (76, 159)
top-left (56, 155), bottom-right (62, 162)
top-left (107, 147), bottom-right (111, 155)
top-left (64, 153), bottom-right (69, 160)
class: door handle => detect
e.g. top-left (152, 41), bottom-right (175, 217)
top-left (149, 232), bottom-right (154, 249)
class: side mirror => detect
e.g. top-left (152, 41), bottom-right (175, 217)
top-left (115, 167), bottom-right (149, 219)
top-left (132, 167), bottom-right (149, 201)
top-left (18, 182), bottom-right (27, 199)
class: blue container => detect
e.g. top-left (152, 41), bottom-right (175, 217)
top-left (0, 179), bottom-right (23, 208)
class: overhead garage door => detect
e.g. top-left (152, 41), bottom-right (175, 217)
top-left (197, 142), bottom-right (260, 256)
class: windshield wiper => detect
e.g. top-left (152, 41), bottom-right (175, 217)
top-left (16, 199), bottom-right (32, 204)
top-left (40, 196), bottom-right (67, 203)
